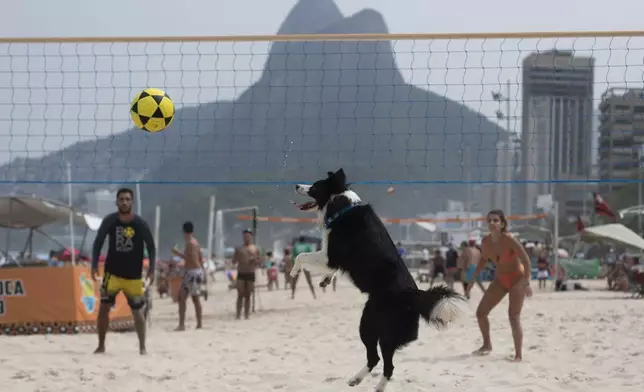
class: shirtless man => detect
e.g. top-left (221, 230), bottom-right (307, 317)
top-left (231, 229), bottom-right (259, 320)
top-left (172, 221), bottom-right (206, 330)
top-left (460, 239), bottom-right (486, 299)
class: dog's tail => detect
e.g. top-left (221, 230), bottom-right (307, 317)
top-left (415, 285), bottom-right (466, 329)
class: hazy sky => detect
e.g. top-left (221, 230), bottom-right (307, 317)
top-left (1, 0), bottom-right (644, 165)
top-left (4, 0), bottom-right (643, 37)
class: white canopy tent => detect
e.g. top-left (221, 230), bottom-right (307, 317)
top-left (578, 223), bottom-right (644, 252)
top-left (619, 205), bottom-right (644, 219)
top-left (0, 195), bottom-right (103, 265)
top-left (0, 196), bottom-right (101, 230)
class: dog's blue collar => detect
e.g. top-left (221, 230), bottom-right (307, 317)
top-left (324, 202), bottom-right (361, 229)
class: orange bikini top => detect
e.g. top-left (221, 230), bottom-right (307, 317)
top-left (490, 249), bottom-right (515, 266)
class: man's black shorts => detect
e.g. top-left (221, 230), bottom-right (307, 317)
top-left (432, 265), bottom-right (446, 277)
top-left (237, 272), bottom-right (256, 282)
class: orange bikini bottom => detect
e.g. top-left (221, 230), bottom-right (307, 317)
top-left (496, 264), bottom-right (525, 290)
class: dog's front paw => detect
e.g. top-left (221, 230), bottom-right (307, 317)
top-left (319, 275), bottom-right (332, 288)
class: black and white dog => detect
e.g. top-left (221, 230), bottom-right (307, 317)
top-left (291, 169), bottom-right (465, 392)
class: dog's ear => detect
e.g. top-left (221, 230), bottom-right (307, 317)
top-left (335, 168), bottom-right (346, 184)
top-left (327, 171), bottom-right (334, 177)
top-left (329, 168), bottom-right (346, 188)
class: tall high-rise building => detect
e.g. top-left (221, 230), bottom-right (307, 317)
top-left (520, 50), bottom-right (595, 214)
top-left (598, 87), bottom-right (644, 196)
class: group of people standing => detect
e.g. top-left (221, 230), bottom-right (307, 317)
top-left (91, 192), bottom-right (532, 362)
top-left (170, 209), bottom-right (534, 361)
top-left (230, 233), bottom-right (337, 319)
top-left (428, 240), bottom-right (486, 299)
top-left (265, 237), bottom-right (338, 299)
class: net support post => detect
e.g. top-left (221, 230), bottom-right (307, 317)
top-left (67, 161), bottom-right (76, 266)
top-left (252, 207), bottom-right (258, 246)
top-left (153, 205), bottom-right (161, 281)
top-left (215, 210), bottom-right (224, 266)
top-left (136, 182), bottom-right (142, 215)
top-left (206, 195), bottom-right (216, 266)
top-left (552, 201), bottom-right (560, 291)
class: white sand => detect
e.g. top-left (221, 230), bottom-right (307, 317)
top-left (2, 276), bottom-right (643, 392)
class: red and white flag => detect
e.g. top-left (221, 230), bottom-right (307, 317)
top-left (592, 192), bottom-right (618, 221)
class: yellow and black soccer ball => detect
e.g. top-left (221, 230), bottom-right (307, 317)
top-left (130, 88), bottom-right (175, 132)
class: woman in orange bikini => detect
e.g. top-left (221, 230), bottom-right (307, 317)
top-left (466, 209), bottom-right (532, 361)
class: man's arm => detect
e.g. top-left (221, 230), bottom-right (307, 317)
top-left (172, 247), bottom-right (185, 259)
top-left (231, 248), bottom-right (239, 265)
top-left (91, 215), bottom-right (113, 272)
top-left (138, 218), bottom-right (157, 278)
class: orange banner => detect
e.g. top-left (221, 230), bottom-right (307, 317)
top-left (73, 266), bottom-right (132, 322)
top-left (0, 265), bottom-right (131, 331)
top-left (236, 213), bottom-right (548, 224)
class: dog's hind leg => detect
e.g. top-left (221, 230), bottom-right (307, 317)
top-left (370, 302), bottom-right (420, 391)
top-left (374, 340), bottom-right (397, 392)
top-left (348, 301), bottom-right (379, 387)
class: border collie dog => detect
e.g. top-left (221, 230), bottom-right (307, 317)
top-left (291, 169), bottom-right (465, 392)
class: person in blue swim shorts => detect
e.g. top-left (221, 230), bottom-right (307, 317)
top-left (460, 239), bottom-right (487, 299)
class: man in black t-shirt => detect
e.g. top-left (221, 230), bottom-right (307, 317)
top-left (91, 187), bottom-right (156, 355)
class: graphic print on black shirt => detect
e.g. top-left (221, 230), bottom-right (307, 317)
top-left (116, 225), bottom-right (135, 253)
top-left (92, 213), bottom-right (156, 280)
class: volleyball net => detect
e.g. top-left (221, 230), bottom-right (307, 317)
top-left (1, 31), bottom-right (644, 249)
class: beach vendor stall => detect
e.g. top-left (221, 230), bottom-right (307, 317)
top-left (0, 195), bottom-right (133, 335)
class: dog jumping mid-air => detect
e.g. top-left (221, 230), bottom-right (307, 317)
top-left (291, 168), bottom-right (465, 392)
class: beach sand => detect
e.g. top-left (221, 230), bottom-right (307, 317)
top-left (1, 276), bottom-right (643, 392)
